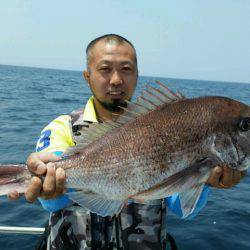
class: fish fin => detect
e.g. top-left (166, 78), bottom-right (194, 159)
top-left (178, 184), bottom-right (205, 218)
top-left (116, 81), bottom-right (186, 125)
top-left (64, 82), bottom-right (185, 156)
top-left (133, 157), bottom-right (218, 201)
top-left (66, 190), bottom-right (124, 216)
top-left (63, 120), bottom-right (120, 156)
top-left (0, 164), bottom-right (30, 196)
top-left (132, 183), bottom-right (205, 217)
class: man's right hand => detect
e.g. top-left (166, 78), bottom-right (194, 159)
top-left (25, 152), bottom-right (66, 202)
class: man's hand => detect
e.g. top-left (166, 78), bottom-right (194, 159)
top-left (24, 152), bottom-right (66, 202)
top-left (206, 165), bottom-right (247, 188)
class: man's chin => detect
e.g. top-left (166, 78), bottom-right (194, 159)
top-left (101, 100), bottom-right (127, 112)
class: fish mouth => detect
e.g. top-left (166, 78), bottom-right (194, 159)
top-left (233, 144), bottom-right (249, 170)
top-left (0, 178), bottom-right (18, 185)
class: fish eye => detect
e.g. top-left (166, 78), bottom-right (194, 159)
top-left (238, 117), bottom-right (250, 132)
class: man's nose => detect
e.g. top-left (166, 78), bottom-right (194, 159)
top-left (110, 71), bottom-right (123, 85)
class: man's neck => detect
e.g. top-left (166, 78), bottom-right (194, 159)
top-left (93, 98), bottom-right (124, 122)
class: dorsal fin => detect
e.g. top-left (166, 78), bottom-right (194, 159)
top-left (63, 120), bottom-right (120, 156)
top-left (63, 81), bottom-right (185, 156)
top-left (116, 81), bottom-right (185, 125)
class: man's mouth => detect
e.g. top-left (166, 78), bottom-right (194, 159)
top-left (109, 91), bottom-right (123, 95)
top-left (107, 91), bottom-right (125, 99)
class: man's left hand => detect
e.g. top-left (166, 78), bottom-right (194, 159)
top-left (206, 165), bottom-right (247, 189)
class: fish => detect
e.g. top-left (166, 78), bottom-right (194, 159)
top-left (0, 81), bottom-right (249, 218)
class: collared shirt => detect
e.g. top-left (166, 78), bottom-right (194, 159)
top-left (36, 96), bottom-right (210, 217)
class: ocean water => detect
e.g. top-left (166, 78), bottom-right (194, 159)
top-left (0, 64), bottom-right (250, 250)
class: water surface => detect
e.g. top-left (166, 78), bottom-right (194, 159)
top-left (0, 64), bottom-right (249, 249)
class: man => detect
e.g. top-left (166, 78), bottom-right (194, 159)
top-left (10, 34), bottom-right (245, 249)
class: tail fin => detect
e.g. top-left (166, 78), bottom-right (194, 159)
top-left (0, 164), bottom-right (31, 196)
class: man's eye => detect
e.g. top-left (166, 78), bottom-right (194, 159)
top-left (122, 67), bottom-right (132, 71)
top-left (99, 67), bottom-right (110, 72)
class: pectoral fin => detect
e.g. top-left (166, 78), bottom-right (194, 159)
top-left (178, 183), bottom-right (205, 218)
top-left (133, 157), bottom-right (219, 218)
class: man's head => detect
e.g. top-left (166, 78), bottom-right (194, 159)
top-left (83, 34), bottom-right (138, 112)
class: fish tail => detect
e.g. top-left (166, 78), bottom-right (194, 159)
top-left (0, 164), bottom-right (31, 196)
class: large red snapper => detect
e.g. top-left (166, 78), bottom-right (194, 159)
top-left (0, 82), bottom-right (249, 218)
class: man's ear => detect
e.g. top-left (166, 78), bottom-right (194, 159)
top-left (83, 70), bottom-right (90, 85)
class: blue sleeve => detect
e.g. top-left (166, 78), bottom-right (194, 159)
top-left (37, 151), bottom-right (72, 212)
top-left (165, 184), bottom-right (210, 219)
top-left (38, 195), bottom-right (73, 212)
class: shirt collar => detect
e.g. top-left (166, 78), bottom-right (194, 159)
top-left (82, 96), bottom-right (98, 123)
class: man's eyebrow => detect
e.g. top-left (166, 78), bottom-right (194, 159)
top-left (120, 61), bottom-right (134, 66)
top-left (97, 60), bottom-right (134, 66)
top-left (97, 60), bottom-right (111, 65)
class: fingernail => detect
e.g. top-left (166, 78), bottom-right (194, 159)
top-left (215, 167), bottom-right (222, 173)
top-left (48, 163), bottom-right (56, 171)
top-left (31, 176), bottom-right (38, 184)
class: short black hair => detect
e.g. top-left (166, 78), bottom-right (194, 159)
top-left (86, 34), bottom-right (137, 69)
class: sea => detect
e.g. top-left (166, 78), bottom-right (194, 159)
top-left (0, 64), bottom-right (250, 250)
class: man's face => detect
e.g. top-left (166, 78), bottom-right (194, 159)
top-left (84, 40), bottom-right (138, 111)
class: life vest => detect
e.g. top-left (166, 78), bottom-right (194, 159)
top-left (42, 109), bottom-right (177, 250)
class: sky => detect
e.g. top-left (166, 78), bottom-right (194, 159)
top-left (0, 0), bottom-right (250, 83)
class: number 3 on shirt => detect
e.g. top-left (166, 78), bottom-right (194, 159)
top-left (37, 130), bottom-right (51, 151)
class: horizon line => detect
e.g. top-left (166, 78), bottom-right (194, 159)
top-left (0, 63), bottom-right (249, 85)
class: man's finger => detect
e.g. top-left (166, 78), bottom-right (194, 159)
top-left (41, 163), bottom-right (56, 198)
top-left (232, 170), bottom-right (241, 184)
top-left (55, 168), bottom-right (66, 196)
top-left (37, 152), bottom-right (61, 163)
top-left (26, 152), bottom-right (60, 175)
top-left (206, 166), bottom-right (223, 187)
top-left (8, 190), bottom-right (20, 200)
top-left (26, 153), bottom-right (47, 175)
top-left (220, 166), bottom-right (233, 187)
top-left (25, 177), bottom-right (42, 202)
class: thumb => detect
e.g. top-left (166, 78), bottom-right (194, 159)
top-left (206, 166), bottom-right (223, 186)
top-left (26, 152), bottom-right (60, 175)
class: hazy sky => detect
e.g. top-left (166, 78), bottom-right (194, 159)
top-left (0, 0), bottom-right (250, 83)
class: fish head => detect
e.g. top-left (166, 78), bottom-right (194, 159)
top-left (210, 98), bottom-right (250, 171)
top-left (232, 107), bottom-right (250, 171)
